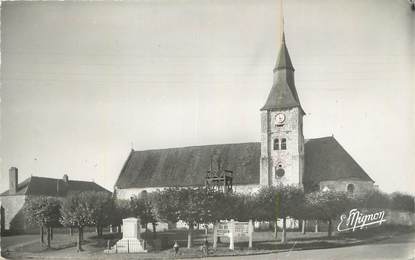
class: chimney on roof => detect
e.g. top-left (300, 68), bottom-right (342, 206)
top-left (63, 174), bottom-right (69, 183)
top-left (9, 167), bottom-right (18, 194)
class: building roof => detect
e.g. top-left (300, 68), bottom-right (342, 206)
top-left (0, 176), bottom-right (110, 197)
top-left (114, 136), bottom-right (374, 190)
top-left (115, 143), bottom-right (260, 189)
top-left (303, 137), bottom-right (374, 189)
top-left (261, 32), bottom-right (304, 113)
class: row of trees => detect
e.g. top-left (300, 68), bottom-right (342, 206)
top-left (24, 187), bottom-right (414, 251)
top-left (24, 191), bottom-right (114, 251)
top-left (152, 186), bottom-right (414, 245)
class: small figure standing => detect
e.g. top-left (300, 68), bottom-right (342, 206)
top-left (173, 240), bottom-right (179, 256)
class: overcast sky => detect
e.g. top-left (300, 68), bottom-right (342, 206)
top-left (1, 0), bottom-right (414, 194)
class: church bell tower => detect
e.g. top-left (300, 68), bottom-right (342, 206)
top-left (260, 31), bottom-right (305, 187)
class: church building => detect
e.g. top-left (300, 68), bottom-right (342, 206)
top-left (114, 31), bottom-right (375, 200)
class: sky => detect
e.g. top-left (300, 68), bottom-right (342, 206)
top-left (1, 0), bottom-right (414, 194)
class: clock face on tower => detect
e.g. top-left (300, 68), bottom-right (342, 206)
top-left (275, 113), bottom-right (286, 125)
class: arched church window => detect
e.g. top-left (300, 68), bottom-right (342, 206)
top-left (347, 184), bottom-right (355, 194)
top-left (281, 138), bottom-right (287, 150)
top-left (273, 139), bottom-right (279, 150)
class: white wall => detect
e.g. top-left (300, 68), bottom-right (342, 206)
top-left (115, 184), bottom-right (262, 200)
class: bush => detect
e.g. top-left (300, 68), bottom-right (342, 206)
top-left (356, 189), bottom-right (391, 210)
top-left (390, 192), bottom-right (415, 212)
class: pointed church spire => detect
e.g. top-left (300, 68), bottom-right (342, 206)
top-left (274, 1), bottom-right (294, 72)
top-left (261, 1), bottom-right (303, 113)
top-left (274, 31), bottom-right (294, 72)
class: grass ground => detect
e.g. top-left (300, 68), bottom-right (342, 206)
top-left (2, 224), bottom-right (414, 259)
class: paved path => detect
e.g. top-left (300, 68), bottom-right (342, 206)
top-left (1, 234), bottom-right (39, 249)
top-left (210, 233), bottom-right (415, 260)
top-left (4, 232), bottom-right (415, 259)
top-left (6, 239), bottom-right (39, 251)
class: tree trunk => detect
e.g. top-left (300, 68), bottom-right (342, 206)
top-left (40, 226), bottom-right (44, 246)
top-left (302, 220), bottom-right (306, 234)
top-left (97, 225), bottom-right (103, 237)
top-left (314, 220), bottom-right (319, 233)
top-left (77, 227), bottom-right (83, 252)
top-left (46, 226), bottom-right (51, 248)
top-left (328, 219), bottom-right (332, 237)
top-left (81, 227), bottom-right (84, 241)
top-left (69, 227), bottom-right (73, 236)
top-left (273, 221), bottom-right (278, 239)
top-left (152, 222), bottom-right (157, 238)
top-left (281, 217), bottom-right (287, 244)
top-left (50, 227), bottom-right (53, 240)
top-left (187, 224), bottom-right (193, 249)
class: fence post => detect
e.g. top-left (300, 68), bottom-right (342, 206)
top-left (248, 219), bottom-right (253, 249)
top-left (127, 240), bottom-right (130, 253)
top-left (315, 220), bottom-right (319, 233)
top-left (115, 243), bottom-right (118, 254)
top-left (229, 219), bottom-right (234, 250)
top-left (213, 222), bottom-right (218, 249)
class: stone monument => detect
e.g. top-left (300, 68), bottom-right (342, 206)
top-left (113, 217), bottom-right (147, 253)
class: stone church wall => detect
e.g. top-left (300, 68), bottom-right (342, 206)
top-left (115, 184), bottom-right (262, 200)
top-left (232, 184), bottom-right (261, 194)
top-left (115, 186), bottom-right (164, 200)
top-left (319, 179), bottom-right (374, 194)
